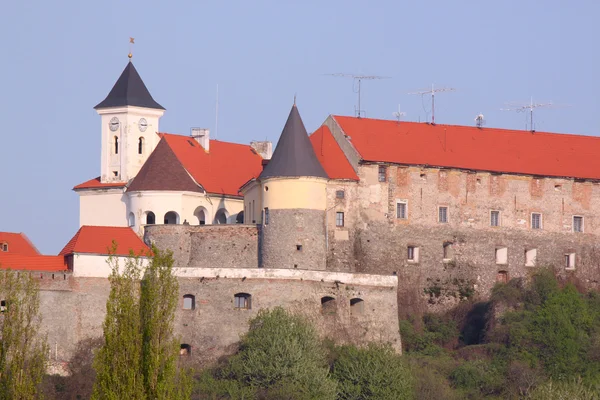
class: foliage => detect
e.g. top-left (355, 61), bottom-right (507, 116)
top-left (92, 244), bottom-right (191, 400)
top-left (330, 343), bottom-right (413, 400)
top-left (0, 269), bottom-right (49, 400)
top-left (527, 377), bottom-right (600, 400)
top-left (449, 359), bottom-right (504, 397)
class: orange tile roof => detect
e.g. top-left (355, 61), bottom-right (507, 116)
top-left (59, 226), bottom-right (150, 257)
top-left (0, 232), bottom-right (40, 255)
top-left (334, 116), bottom-right (600, 180)
top-left (160, 134), bottom-right (264, 196)
top-left (73, 177), bottom-right (127, 190)
top-left (0, 254), bottom-right (67, 272)
top-left (310, 125), bottom-right (359, 181)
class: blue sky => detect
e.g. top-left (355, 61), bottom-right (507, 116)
top-left (0, 0), bottom-right (598, 254)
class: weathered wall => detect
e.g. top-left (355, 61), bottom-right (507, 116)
top-left (145, 224), bottom-right (259, 269)
top-left (325, 164), bottom-right (600, 312)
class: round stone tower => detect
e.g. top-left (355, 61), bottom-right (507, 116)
top-left (243, 103), bottom-right (329, 270)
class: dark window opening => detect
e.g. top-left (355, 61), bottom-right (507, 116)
top-left (138, 137), bottom-right (144, 154)
top-left (183, 295), bottom-right (195, 310)
top-left (336, 212), bottom-right (344, 227)
top-left (146, 212), bottom-right (156, 225)
top-left (396, 202), bottom-right (407, 219)
top-left (114, 136), bottom-right (119, 154)
top-left (1, 243), bottom-right (7, 252)
top-left (0, 300), bottom-right (6, 313)
top-left (180, 344), bottom-right (191, 356)
top-left (336, 190), bottom-right (345, 199)
top-left (378, 165), bottom-right (387, 182)
top-left (439, 206), bottom-right (448, 223)
top-left (321, 296), bottom-right (337, 315)
top-left (497, 270), bottom-right (509, 284)
top-left (296, 244), bottom-right (303, 251)
top-left (264, 208), bottom-right (269, 225)
top-left (164, 211), bottom-right (178, 224)
top-left (350, 298), bottom-right (364, 315)
top-left (234, 293), bottom-right (251, 310)
top-left (573, 216), bottom-right (584, 233)
top-left (113, 171), bottom-right (118, 177)
top-left (491, 210), bottom-right (500, 227)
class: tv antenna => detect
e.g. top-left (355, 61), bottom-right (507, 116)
top-left (326, 73), bottom-right (390, 118)
top-left (408, 84), bottom-right (456, 124)
top-left (392, 105), bottom-right (406, 122)
top-left (475, 113), bottom-right (486, 128)
top-left (500, 97), bottom-right (567, 131)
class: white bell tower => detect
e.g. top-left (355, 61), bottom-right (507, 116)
top-left (95, 60), bottom-right (165, 183)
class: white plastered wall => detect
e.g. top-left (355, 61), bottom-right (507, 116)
top-left (78, 189), bottom-right (128, 227)
top-left (72, 253), bottom-right (150, 278)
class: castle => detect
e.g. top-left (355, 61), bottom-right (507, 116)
top-left (1, 57), bottom-right (600, 365)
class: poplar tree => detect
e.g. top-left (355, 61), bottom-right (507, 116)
top-left (0, 269), bottom-right (49, 400)
top-left (92, 245), bottom-right (191, 400)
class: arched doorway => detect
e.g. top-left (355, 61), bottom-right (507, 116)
top-left (194, 206), bottom-right (207, 225)
top-left (164, 211), bottom-right (179, 224)
top-left (214, 209), bottom-right (228, 224)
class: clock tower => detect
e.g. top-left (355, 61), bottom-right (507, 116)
top-left (95, 60), bottom-right (165, 183)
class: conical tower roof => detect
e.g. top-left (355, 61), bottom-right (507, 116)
top-left (94, 61), bottom-right (165, 110)
top-left (259, 104), bottom-right (328, 180)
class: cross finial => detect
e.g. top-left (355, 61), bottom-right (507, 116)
top-left (128, 37), bottom-right (135, 60)
top-left (293, 93), bottom-right (297, 106)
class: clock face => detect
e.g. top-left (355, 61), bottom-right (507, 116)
top-left (109, 117), bottom-right (120, 132)
top-left (139, 118), bottom-right (148, 132)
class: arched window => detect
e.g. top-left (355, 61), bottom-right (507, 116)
top-left (1, 242), bottom-right (7, 252)
top-left (214, 208), bottom-right (228, 224)
top-left (128, 212), bottom-right (135, 227)
top-left (164, 211), bottom-right (179, 224)
top-left (321, 296), bottom-right (337, 315)
top-left (234, 293), bottom-right (251, 310)
top-left (236, 211), bottom-right (244, 224)
top-left (138, 137), bottom-right (145, 154)
top-left (180, 344), bottom-right (191, 356)
top-left (146, 212), bottom-right (156, 225)
top-left (193, 207), bottom-right (207, 225)
top-left (350, 298), bottom-right (364, 315)
top-left (183, 294), bottom-right (195, 310)
top-left (114, 136), bottom-right (119, 154)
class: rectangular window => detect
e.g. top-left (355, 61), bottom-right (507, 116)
top-left (495, 247), bottom-right (508, 265)
top-left (438, 206), bottom-right (448, 223)
top-left (565, 253), bottom-right (576, 269)
top-left (407, 246), bottom-right (420, 262)
top-left (443, 242), bottom-right (454, 260)
top-left (1, 244), bottom-right (7, 252)
top-left (264, 208), bottom-right (269, 225)
top-left (573, 216), bottom-right (583, 233)
top-left (497, 271), bottom-right (509, 284)
top-left (525, 248), bottom-right (537, 267)
top-left (531, 213), bottom-right (542, 230)
top-left (490, 210), bottom-right (500, 227)
top-left (396, 201), bottom-right (407, 219)
top-left (336, 212), bottom-right (344, 227)
top-left (336, 190), bottom-right (345, 199)
top-left (378, 166), bottom-right (387, 182)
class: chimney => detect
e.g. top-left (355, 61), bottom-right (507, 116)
top-left (250, 141), bottom-right (273, 160)
top-left (191, 128), bottom-right (210, 151)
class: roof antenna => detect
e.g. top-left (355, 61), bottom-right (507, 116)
top-left (500, 97), bottom-right (567, 132)
top-left (128, 37), bottom-right (135, 60)
top-left (475, 113), bottom-right (486, 128)
top-left (392, 104), bottom-right (406, 123)
top-left (409, 83), bottom-right (456, 125)
top-left (326, 73), bottom-right (391, 118)
top-left (215, 84), bottom-right (219, 140)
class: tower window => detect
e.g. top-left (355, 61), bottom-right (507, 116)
top-left (378, 166), bottom-right (387, 182)
top-left (490, 210), bottom-right (500, 227)
top-left (114, 136), bottom-right (119, 154)
top-left (336, 190), bottom-right (345, 199)
top-left (234, 293), bottom-right (251, 310)
top-left (407, 246), bottom-right (419, 262)
top-left (138, 137), bottom-right (145, 154)
top-left (438, 206), bottom-right (448, 223)
top-left (565, 253), bottom-right (576, 269)
top-left (531, 213), bottom-right (542, 230)
top-left (573, 216), bottom-right (584, 233)
top-left (128, 212), bottom-right (135, 227)
top-left (336, 212), bottom-right (344, 227)
top-left (264, 208), bottom-right (269, 225)
top-left (146, 211), bottom-right (156, 225)
top-left (396, 201), bottom-right (407, 219)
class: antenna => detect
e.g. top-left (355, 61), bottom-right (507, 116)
top-left (215, 84), bottom-right (219, 140)
top-left (475, 113), bottom-right (486, 128)
top-left (326, 73), bottom-right (390, 118)
top-left (500, 97), bottom-right (566, 131)
top-left (392, 105), bottom-right (406, 122)
top-left (408, 84), bottom-right (456, 124)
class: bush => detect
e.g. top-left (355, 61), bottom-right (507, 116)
top-left (331, 344), bottom-right (413, 400)
top-left (449, 359), bottom-right (504, 397)
top-left (527, 377), bottom-right (600, 400)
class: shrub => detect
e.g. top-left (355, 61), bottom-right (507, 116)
top-left (449, 359), bottom-right (504, 397)
top-left (528, 377), bottom-right (600, 400)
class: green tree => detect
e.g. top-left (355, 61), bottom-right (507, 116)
top-left (0, 269), bottom-right (49, 400)
top-left (92, 245), bottom-right (191, 400)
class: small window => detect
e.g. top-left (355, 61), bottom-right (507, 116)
top-left (0, 300), bottom-right (6, 313)
top-left (128, 212), bottom-right (135, 227)
top-left (138, 137), bottom-right (145, 154)
top-left (443, 242), bottom-right (454, 260)
top-left (146, 212), bottom-right (156, 225)
top-left (113, 171), bottom-right (119, 177)
top-left (183, 294), bottom-right (195, 310)
top-left (296, 244), bottom-right (303, 251)
top-left (396, 201), bottom-right (407, 219)
top-left (350, 298), bottom-right (364, 315)
top-left (438, 206), bottom-right (448, 223)
top-left (234, 293), bottom-right (251, 310)
top-left (180, 344), bottom-right (191, 356)
top-left (336, 190), bottom-right (345, 199)
top-left (531, 213), bottom-right (542, 230)
top-left (525, 248), bottom-right (537, 267)
top-left (264, 208), bottom-right (269, 225)
top-left (321, 296), bottom-right (336, 315)
top-left (495, 247), bottom-right (508, 265)
top-left (573, 216), bottom-right (584, 233)
top-left (336, 212), bottom-right (344, 227)
top-left (490, 210), bottom-right (500, 227)
top-left (1, 243), bottom-right (7, 252)
top-left (378, 165), bottom-right (387, 182)
top-left (497, 271), bottom-right (509, 284)
top-left (114, 136), bottom-right (119, 154)
top-left (565, 253), bottom-right (576, 269)
top-left (407, 246), bottom-right (419, 263)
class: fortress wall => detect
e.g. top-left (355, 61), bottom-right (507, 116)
top-left (144, 224), bottom-right (259, 269)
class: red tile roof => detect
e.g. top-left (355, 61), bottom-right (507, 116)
top-left (310, 125), bottom-right (359, 181)
top-left (0, 254), bottom-right (67, 272)
top-left (0, 232), bottom-right (40, 255)
top-left (334, 116), bottom-right (600, 180)
top-left (59, 226), bottom-right (150, 257)
top-left (73, 177), bottom-right (127, 190)
top-left (160, 134), bottom-right (264, 196)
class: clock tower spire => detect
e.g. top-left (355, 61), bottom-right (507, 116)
top-left (95, 60), bottom-right (165, 184)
